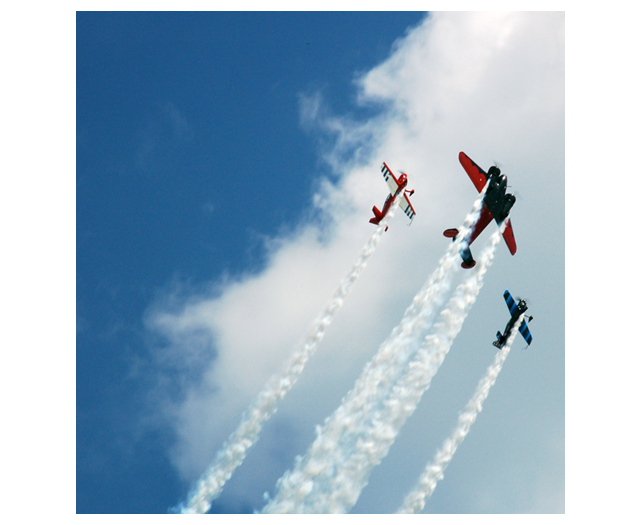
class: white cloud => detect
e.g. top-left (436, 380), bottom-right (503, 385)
top-left (147, 12), bottom-right (564, 512)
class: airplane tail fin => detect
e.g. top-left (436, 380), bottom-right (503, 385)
top-left (444, 228), bottom-right (475, 268)
top-left (369, 206), bottom-right (383, 225)
top-left (492, 332), bottom-right (503, 348)
top-left (460, 244), bottom-right (476, 269)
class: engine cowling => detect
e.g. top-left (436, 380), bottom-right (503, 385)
top-left (487, 166), bottom-right (501, 177)
top-left (501, 193), bottom-right (516, 220)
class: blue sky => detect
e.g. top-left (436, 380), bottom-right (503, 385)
top-left (76, 11), bottom-right (428, 513)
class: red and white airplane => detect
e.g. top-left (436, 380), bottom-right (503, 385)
top-left (369, 162), bottom-right (416, 231)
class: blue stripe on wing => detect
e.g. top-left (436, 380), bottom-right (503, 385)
top-left (403, 205), bottom-right (415, 219)
top-left (519, 320), bottom-right (533, 345)
top-left (400, 195), bottom-right (415, 220)
top-left (503, 290), bottom-right (518, 315)
top-left (382, 164), bottom-right (391, 183)
top-left (381, 163), bottom-right (400, 194)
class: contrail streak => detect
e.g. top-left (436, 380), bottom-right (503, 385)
top-left (397, 314), bottom-right (524, 514)
top-left (309, 227), bottom-right (503, 513)
top-left (179, 199), bottom-right (401, 514)
top-left (262, 190), bottom-right (488, 514)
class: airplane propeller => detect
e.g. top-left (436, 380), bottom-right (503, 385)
top-left (492, 161), bottom-right (524, 202)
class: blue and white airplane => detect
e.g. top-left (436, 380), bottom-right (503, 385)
top-left (493, 290), bottom-right (533, 348)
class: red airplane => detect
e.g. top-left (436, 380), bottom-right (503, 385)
top-left (443, 152), bottom-right (517, 268)
top-left (369, 162), bottom-right (416, 231)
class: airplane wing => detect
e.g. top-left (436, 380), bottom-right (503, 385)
top-left (502, 218), bottom-right (517, 255)
top-left (503, 290), bottom-right (518, 316)
top-left (469, 205), bottom-right (494, 244)
top-left (399, 190), bottom-right (416, 221)
top-left (519, 319), bottom-right (533, 346)
top-left (459, 151), bottom-right (487, 193)
top-left (381, 162), bottom-right (400, 194)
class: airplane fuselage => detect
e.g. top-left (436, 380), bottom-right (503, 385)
top-left (483, 167), bottom-right (516, 225)
top-left (379, 176), bottom-right (408, 216)
top-left (379, 193), bottom-right (396, 218)
top-left (493, 299), bottom-right (528, 348)
top-left (395, 174), bottom-right (408, 195)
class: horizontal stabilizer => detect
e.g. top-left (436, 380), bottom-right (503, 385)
top-left (369, 206), bottom-right (384, 225)
top-left (460, 243), bottom-right (475, 269)
top-left (443, 228), bottom-right (458, 238)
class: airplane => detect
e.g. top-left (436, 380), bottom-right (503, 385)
top-left (443, 152), bottom-right (518, 268)
top-left (369, 162), bottom-right (416, 231)
top-left (492, 290), bottom-right (533, 349)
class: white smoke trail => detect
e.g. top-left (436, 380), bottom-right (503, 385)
top-left (397, 314), bottom-right (524, 514)
top-left (262, 190), bottom-right (488, 514)
top-left (308, 227), bottom-right (503, 513)
top-left (179, 198), bottom-right (401, 514)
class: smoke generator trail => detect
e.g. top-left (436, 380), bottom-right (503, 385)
top-left (397, 314), bottom-right (524, 514)
top-left (263, 190), bottom-right (490, 513)
top-left (179, 198), bottom-right (401, 513)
